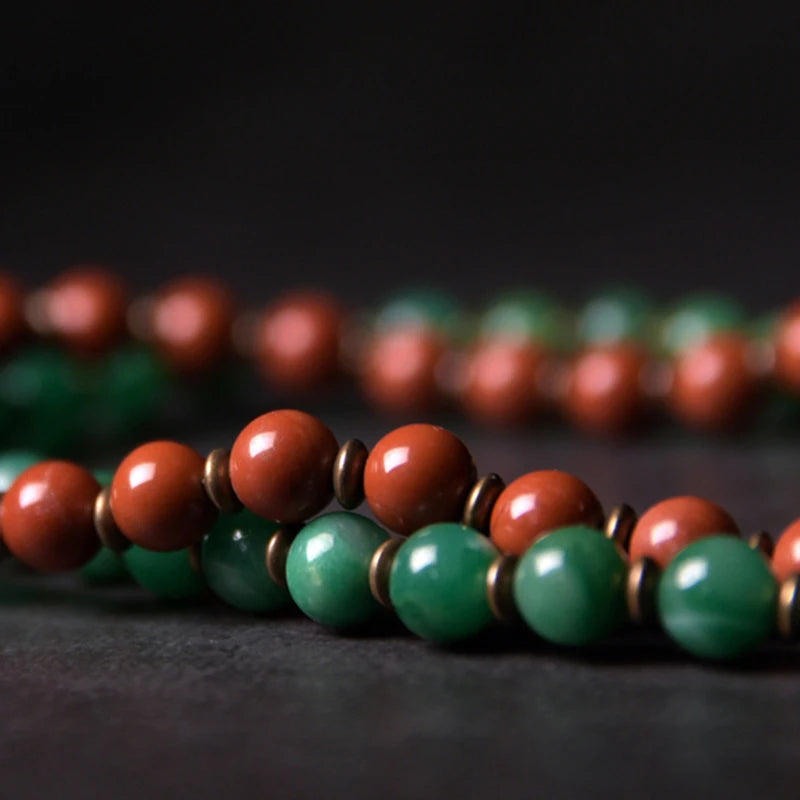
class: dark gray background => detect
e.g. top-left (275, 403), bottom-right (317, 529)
top-left (2, 5), bottom-right (800, 798)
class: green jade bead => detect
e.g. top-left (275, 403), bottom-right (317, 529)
top-left (286, 512), bottom-right (389, 629)
top-left (513, 526), bottom-right (627, 646)
top-left (374, 289), bottom-right (465, 340)
top-left (659, 293), bottom-right (745, 354)
top-left (124, 546), bottom-right (206, 600)
top-left (658, 536), bottom-right (777, 660)
top-left (0, 450), bottom-right (43, 492)
top-left (577, 287), bottom-right (653, 345)
top-left (479, 290), bottom-right (569, 350)
top-left (202, 510), bottom-right (289, 613)
top-left (389, 522), bottom-right (498, 642)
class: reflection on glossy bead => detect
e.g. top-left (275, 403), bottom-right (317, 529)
top-left (658, 536), bottom-right (777, 659)
top-left (389, 522), bottom-right (498, 642)
top-left (81, 547), bottom-right (129, 585)
top-left (772, 518), bottom-right (800, 582)
top-left (285, 512), bottom-right (388, 628)
top-left (0, 450), bottom-right (42, 492)
top-left (124, 545), bottom-right (206, 599)
top-left (202, 510), bottom-right (289, 613)
top-left (513, 526), bottom-right (627, 645)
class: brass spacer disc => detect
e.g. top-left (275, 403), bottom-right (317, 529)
top-left (93, 486), bottom-right (132, 553)
top-left (486, 554), bottom-right (520, 624)
top-left (333, 438), bottom-right (368, 510)
top-left (777, 575), bottom-right (800, 640)
top-left (265, 524), bottom-right (300, 588)
top-left (462, 473), bottom-right (505, 534)
top-left (203, 448), bottom-right (243, 514)
top-left (368, 537), bottom-right (404, 610)
top-left (748, 531), bottom-right (774, 559)
top-left (626, 557), bottom-right (660, 626)
top-left (605, 503), bottom-right (637, 552)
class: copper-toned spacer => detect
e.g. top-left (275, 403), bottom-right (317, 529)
top-left (777, 576), bottom-right (800, 640)
top-left (486, 554), bottom-right (521, 624)
top-left (626, 557), bottom-right (660, 626)
top-left (369, 537), bottom-right (403, 610)
top-left (203, 448), bottom-right (243, 513)
top-left (462, 473), bottom-right (505, 534)
top-left (605, 503), bottom-right (638, 552)
top-left (93, 486), bottom-right (132, 553)
top-left (333, 438), bottom-right (368, 509)
top-left (265, 524), bottom-right (300, 588)
top-left (748, 530), bottom-right (774, 559)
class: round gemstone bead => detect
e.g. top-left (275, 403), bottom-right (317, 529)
top-left (375, 289), bottom-right (463, 338)
top-left (513, 526), bottom-right (627, 646)
top-left (0, 450), bottom-right (42, 492)
top-left (577, 288), bottom-right (653, 345)
top-left (0, 273), bottom-right (26, 353)
top-left (81, 547), bottom-right (129, 585)
top-left (389, 522), bottom-right (498, 642)
top-left (1, 461), bottom-right (100, 572)
top-left (489, 470), bottom-right (604, 555)
top-left (124, 546), bottom-right (206, 599)
top-left (364, 424), bottom-right (475, 536)
top-left (774, 300), bottom-right (800, 393)
top-left (629, 495), bottom-right (739, 568)
top-left (285, 511), bottom-right (389, 628)
top-left (659, 293), bottom-right (745, 354)
top-left (479, 290), bottom-right (567, 349)
top-left (772, 518), bottom-right (800, 582)
top-left (202, 510), bottom-right (289, 613)
top-left (229, 409), bottom-right (338, 522)
top-left (111, 441), bottom-right (218, 551)
top-left (658, 535), bottom-right (777, 659)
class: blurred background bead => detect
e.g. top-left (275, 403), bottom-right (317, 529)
top-left (772, 518), bottom-right (800, 582)
top-left (124, 546), bottom-right (206, 599)
top-left (774, 300), bottom-right (800, 394)
top-left (629, 495), bottom-right (739, 567)
top-left (659, 293), bottom-right (745, 354)
top-left (0, 273), bottom-right (26, 353)
top-left (364, 423), bottom-right (475, 536)
top-left (577, 287), bottom-right (653, 345)
top-left (490, 470), bottom-right (604, 555)
top-left (374, 288), bottom-right (464, 339)
top-left (478, 290), bottom-right (568, 350)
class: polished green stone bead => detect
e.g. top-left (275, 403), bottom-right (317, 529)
top-left (389, 522), bottom-right (498, 642)
top-left (479, 290), bottom-right (569, 350)
top-left (286, 512), bottom-right (389, 628)
top-left (123, 546), bottom-right (206, 599)
top-left (513, 526), bottom-right (627, 646)
top-left (577, 288), bottom-right (653, 344)
top-left (0, 450), bottom-right (42, 492)
top-left (202, 510), bottom-right (289, 613)
top-left (374, 289), bottom-right (464, 339)
top-left (81, 547), bottom-right (129, 585)
top-left (658, 535), bottom-right (777, 660)
top-left (659, 294), bottom-right (745, 354)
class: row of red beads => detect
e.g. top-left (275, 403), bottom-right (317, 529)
top-left (2, 268), bottom-right (800, 433)
top-left (2, 408), bottom-right (800, 580)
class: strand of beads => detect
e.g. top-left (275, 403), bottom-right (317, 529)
top-left (2, 409), bottom-right (800, 661)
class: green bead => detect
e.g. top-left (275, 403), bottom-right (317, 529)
top-left (479, 290), bottom-right (569, 350)
top-left (81, 547), bottom-right (129, 585)
top-left (285, 512), bottom-right (388, 628)
top-left (389, 522), bottom-right (498, 642)
top-left (202, 510), bottom-right (290, 613)
top-left (375, 289), bottom-right (464, 339)
top-left (658, 536), bottom-right (777, 660)
top-left (659, 294), bottom-right (745, 354)
top-left (513, 526), bottom-right (627, 646)
top-left (0, 450), bottom-right (42, 492)
top-left (123, 546), bottom-right (206, 599)
top-left (577, 288), bottom-right (653, 344)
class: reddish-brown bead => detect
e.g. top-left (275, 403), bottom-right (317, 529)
top-left (0, 461), bottom-right (100, 572)
top-left (229, 409), bottom-right (338, 522)
top-left (489, 470), bottom-right (604, 555)
top-left (565, 343), bottom-right (649, 434)
top-left (361, 327), bottom-right (446, 414)
top-left (255, 292), bottom-right (344, 392)
top-left (772, 518), bottom-right (800, 582)
top-left (669, 333), bottom-right (760, 430)
top-left (43, 266), bottom-right (128, 353)
top-left (110, 441), bottom-right (218, 551)
top-left (460, 339), bottom-right (546, 425)
top-left (151, 276), bottom-right (236, 373)
top-left (774, 300), bottom-right (800, 393)
top-left (629, 495), bottom-right (739, 568)
top-left (364, 423), bottom-right (476, 536)
top-left (0, 273), bottom-right (26, 353)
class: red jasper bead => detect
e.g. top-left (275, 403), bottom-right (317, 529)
top-left (364, 423), bottom-right (476, 536)
top-left (111, 441), bottom-right (217, 551)
top-left (629, 495), bottom-right (739, 568)
top-left (0, 273), bottom-right (26, 353)
top-left (229, 409), bottom-right (338, 522)
top-left (774, 300), bottom-right (800, 393)
top-left (489, 470), bottom-right (604, 555)
top-left (255, 292), bottom-right (344, 392)
top-left (1, 461), bottom-right (100, 572)
top-left (772, 518), bottom-right (800, 582)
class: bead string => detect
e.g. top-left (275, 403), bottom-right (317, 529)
top-left (1, 408), bottom-right (799, 661)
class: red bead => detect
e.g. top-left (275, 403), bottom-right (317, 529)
top-left (460, 339), bottom-right (546, 425)
top-left (489, 470), bottom-right (604, 555)
top-left (255, 292), bottom-right (344, 392)
top-left (111, 441), bottom-right (217, 551)
top-left (1, 461), bottom-right (100, 572)
top-left (364, 423), bottom-right (475, 536)
top-left (0, 273), bottom-right (26, 353)
top-left (43, 266), bottom-right (128, 354)
top-left (151, 276), bottom-right (236, 373)
top-left (774, 300), bottom-right (800, 393)
top-left (229, 409), bottom-right (338, 522)
top-left (629, 495), bottom-right (739, 567)
top-left (772, 518), bottom-right (800, 582)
